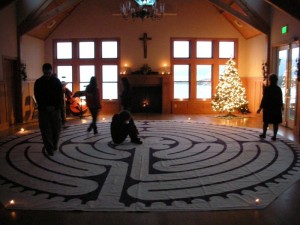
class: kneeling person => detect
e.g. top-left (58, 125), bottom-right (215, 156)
top-left (111, 110), bottom-right (142, 145)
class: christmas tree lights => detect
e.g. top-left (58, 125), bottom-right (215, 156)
top-left (212, 58), bottom-right (248, 115)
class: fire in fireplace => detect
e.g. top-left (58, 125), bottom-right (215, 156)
top-left (131, 86), bottom-right (162, 113)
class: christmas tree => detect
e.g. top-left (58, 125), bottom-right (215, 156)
top-left (212, 58), bottom-right (248, 115)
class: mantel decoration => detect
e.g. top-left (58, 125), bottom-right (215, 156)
top-left (120, 0), bottom-right (165, 20)
top-left (141, 63), bottom-right (151, 74)
top-left (130, 64), bottom-right (159, 75)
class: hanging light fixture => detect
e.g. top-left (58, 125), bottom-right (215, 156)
top-left (120, 0), bottom-right (165, 20)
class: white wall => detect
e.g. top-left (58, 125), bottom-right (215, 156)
top-left (243, 34), bottom-right (268, 77)
top-left (44, 0), bottom-right (266, 78)
top-left (21, 35), bottom-right (45, 80)
top-left (271, 9), bottom-right (300, 45)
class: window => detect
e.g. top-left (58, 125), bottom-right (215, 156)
top-left (54, 39), bottom-right (120, 102)
top-left (79, 65), bottom-right (95, 91)
top-left (171, 38), bottom-right (237, 100)
top-left (174, 65), bottom-right (189, 99)
top-left (102, 65), bottom-right (118, 99)
top-left (57, 66), bottom-right (73, 91)
top-left (79, 41), bottom-right (95, 59)
top-left (197, 65), bottom-right (212, 99)
top-left (173, 41), bottom-right (190, 58)
top-left (219, 65), bottom-right (226, 78)
top-left (102, 41), bottom-right (118, 58)
top-left (219, 41), bottom-right (235, 58)
top-left (197, 41), bottom-right (212, 58)
top-left (56, 42), bottom-right (72, 59)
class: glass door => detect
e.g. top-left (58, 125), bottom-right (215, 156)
top-left (276, 43), bottom-right (300, 129)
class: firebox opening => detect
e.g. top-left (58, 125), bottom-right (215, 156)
top-left (131, 86), bottom-right (162, 113)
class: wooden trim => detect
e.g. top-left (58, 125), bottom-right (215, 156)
top-left (18, 0), bottom-right (83, 35)
top-left (53, 38), bottom-right (120, 96)
top-left (171, 38), bottom-right (238, 101)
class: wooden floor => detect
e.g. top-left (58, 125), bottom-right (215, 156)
top-left (1, 113), bottom-right (300, 225)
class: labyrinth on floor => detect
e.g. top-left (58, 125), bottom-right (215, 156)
top-left (1, 120), bottom-right (300, 211)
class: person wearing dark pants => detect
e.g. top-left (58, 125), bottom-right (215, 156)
top-left (38, 109), bottom-right (61, 154)
top-left (257, 74), bottom-right (283, 141)
top-left (120, 77), bottom-right (133, 111)
top-left (111, 110), bottom-right (142, 145)
top-left (86, 76), bottom-right (101, 134)
top-left (34, 63), bottom-right (63, 156)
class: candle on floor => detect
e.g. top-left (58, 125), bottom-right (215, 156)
top-left (255, 198), bottom-right (260, 205)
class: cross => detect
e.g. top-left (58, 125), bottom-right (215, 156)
top-left (139, 33), bottom-right (152, 58)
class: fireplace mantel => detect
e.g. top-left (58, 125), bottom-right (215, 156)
top-left (121, 74), bottom-right (171, 113)
top-left (123, 74), bottom-right (168, 87)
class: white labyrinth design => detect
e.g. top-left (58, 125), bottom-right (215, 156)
top-left (1, 120), bottom-right (300, 211)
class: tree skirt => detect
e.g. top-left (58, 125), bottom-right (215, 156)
top-left (1, 120), bottom-right (300, 211)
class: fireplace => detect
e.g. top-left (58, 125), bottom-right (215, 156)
top-left (124, 74), bottom-right (171, 114)
top-left (131, 86), bottom-right (162, 113)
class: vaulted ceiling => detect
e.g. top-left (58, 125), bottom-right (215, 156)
top-left (1, 0), bottom-right (300, 41)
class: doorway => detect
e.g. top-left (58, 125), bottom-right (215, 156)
top-left (276, 42), bottom-right (300, 129)
top-left (2, 57), bottom-right (21, 125)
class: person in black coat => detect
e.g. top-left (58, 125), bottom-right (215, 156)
top-left (257, 74), bottom-right (283, 141)
top-left (34, 63), bottom-right (63, 156)
top-left (120, 77), bottom-right (133, 111)
top-left (110, 110), bottom-right (142, 145)
top-left (86, 76), bottom-right (101, 134)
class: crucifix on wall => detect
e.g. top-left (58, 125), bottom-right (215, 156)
top-left (139, 33), bottom-right (152, 58)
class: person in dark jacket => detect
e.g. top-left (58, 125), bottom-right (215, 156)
top-left (120, 77), bottom-right (133, 111)
top-left (86, 76), bottom-right (101, 134)
top-left (257, 74), bottom-right (283, 140)
top-left (34, 63), bottom-right (63, 156)
top-left (110, 110), bottom-right (142, 145)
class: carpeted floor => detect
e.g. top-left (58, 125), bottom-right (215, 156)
top-left (1, 120), bottom-right (300, 211)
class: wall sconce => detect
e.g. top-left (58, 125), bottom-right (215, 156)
top-left (159, 64), bottom-right (170, 74)
top-left (120, 64), bottom-right (131, 75)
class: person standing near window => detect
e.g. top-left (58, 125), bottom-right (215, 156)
top-left (86, 76), bottom-right (101, 134)
top-left (34, 63), bottom-right (63, 156)
top-left (257, 74), bottom-right (283, 141)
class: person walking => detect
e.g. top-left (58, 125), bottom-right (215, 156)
top-left (34, 63), bottom-right (63, 156)
top-left (110, 110), bottom-right (142, 145)
top-left (85, 76), bottom-right (101, 134)
top-left (257, 74), bottom-right (283, 141)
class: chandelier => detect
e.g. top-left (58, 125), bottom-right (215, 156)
top-left (120, 0), bottom-right (165, 20)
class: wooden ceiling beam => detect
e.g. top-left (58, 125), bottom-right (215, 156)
top-left (233, 0), bottom-right (270, 34)
top-left (18, 0), bottom-right (53, 35)
top-left (206, 0), bottom-right (270, 34)
top-left (264, 0), bottom-right (300, 21)
top-left (18, 0), bottom-right (83, 35)
top-left (0, 0), bottom-right (15, 11)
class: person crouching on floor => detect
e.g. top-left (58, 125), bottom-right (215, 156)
top-left (110, 110), bottom-right (142, 145)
